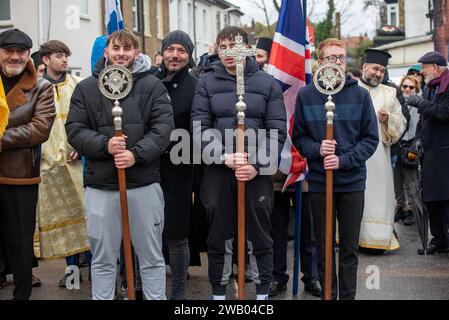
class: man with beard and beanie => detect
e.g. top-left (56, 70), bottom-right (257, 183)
top-left (293, 38), bottom-right (379, 300)
top-left (65, 29), bottom-right (174, 300)
top-left (255, 37), bottom-right (272, 71)
top-left (0, 28), bottom-right (55, 300)
top-left (358, 49), bottom-right (406, 253)
top-left (151, 30), bottom-right (197, 300)
top-left (191, 26), bottom-right (287, 300)
top-left (37, 40), bottom-right (91, 287)
top-left (406, 51), bottom-right (449, 255)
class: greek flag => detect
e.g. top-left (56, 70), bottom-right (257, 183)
top-left (105, 0), bottom-right (124, 35)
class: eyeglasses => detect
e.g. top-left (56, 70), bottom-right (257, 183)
top-left (322, 55), bottom-right (348, 63)
top-left (401, 84), bottom-right (416, 90)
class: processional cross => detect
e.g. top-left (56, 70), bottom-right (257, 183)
top-left (221, 35), bottom-right (256, 300)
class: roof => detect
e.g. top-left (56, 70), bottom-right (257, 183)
top-left (375, 34), bottom-right (433, 50)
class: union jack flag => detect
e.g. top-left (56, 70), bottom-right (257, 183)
top-left (267, 0), bottom-right (311, 191)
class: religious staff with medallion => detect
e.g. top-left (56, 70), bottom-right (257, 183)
top-left (292, 38), bottom-right (379, 300)
top-left (66, 29), bottom-right (174, 300)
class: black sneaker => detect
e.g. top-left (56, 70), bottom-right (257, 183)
top-left (394, 207), bottom-right (406, 222)
top-left (403, 211), bottom-right (415, 226)
top-left (268, 281), bottom-right (287, 297)
top-left (304, 280), bottom-right (322, 297)
top-left (417, 243), bottom-right (449, 255)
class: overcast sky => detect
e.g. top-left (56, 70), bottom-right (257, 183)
top-left (227, 0), bottom-right (379, 38)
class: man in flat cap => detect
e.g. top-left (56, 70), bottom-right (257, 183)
top-left (256, 37), bottom-right (272, 71)
top-left (151, 30), bottom-right (197, 300)
top-left (358, 48), bottom-right (406, 253)
top-left (0, 28), bottom-right (55, 299)
top-left (407, 51), bottom-right (449, 255)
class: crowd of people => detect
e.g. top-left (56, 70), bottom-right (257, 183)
top-left (0, 24), bottom-right (448, 301)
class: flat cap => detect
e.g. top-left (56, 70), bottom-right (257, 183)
top-left (0, 28), bottom-right (33, 50)
top-left (418, 51), bottom-right (447, 66)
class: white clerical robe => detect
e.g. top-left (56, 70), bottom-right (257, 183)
top-left (358, 81), bottom-right (406, 251)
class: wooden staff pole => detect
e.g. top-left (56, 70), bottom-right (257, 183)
top-left (112, 102), bottom-right (136, 300)
top-left (324, 96), bottom-right (335, 300)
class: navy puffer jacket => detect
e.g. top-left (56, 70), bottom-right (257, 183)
top-left (191, 58), bottom-right (286, 170)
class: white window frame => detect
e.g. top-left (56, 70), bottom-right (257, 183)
top-left (132, 0), bottom-right (139, 32)
top-left (0, 0), bottom-right (12, 25)
top-left (387, 3), bottom-right (399, 27)
top-left (177, 0), bottom-right (182, 29)
top-left (80, 0), bottom-right (89, 17)
top-left (156, 0), bottom-right (164, 39)
top-left (202, 9), bottom-right (207, 42)
top-left (144, 0), bottom-right (151, 36)
top-left (216, 11), bottom-right (221, 34)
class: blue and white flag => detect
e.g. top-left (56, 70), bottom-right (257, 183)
top-left (105, 0), bottom-right (124, 35)
top-left (91, 0), bottom-right (125, 72)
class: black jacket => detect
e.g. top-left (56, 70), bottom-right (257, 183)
top-left (152, 64), bottom-right (197, 135)
top-left (65, 58), bottom-right (174, 190)
top-left (152, 64), bottom-right (197, 238)
top-left (415, 69), bottom-right (449, 202)
top-left (191, 57), bottom-right (287, 170)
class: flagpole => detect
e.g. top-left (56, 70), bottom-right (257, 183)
top-left (292, 181), bottom-right (302, 296)
top-left (292, 0), bottom-right (309, 297)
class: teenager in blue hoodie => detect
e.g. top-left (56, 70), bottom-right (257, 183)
top-left (292, 38), bottom-right (379, 300)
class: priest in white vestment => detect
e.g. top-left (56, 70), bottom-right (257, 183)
top-left (358, 49), bottom-right (407, 251)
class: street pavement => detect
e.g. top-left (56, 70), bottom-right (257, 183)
top-left (1, 221), bottom-right (448, 300)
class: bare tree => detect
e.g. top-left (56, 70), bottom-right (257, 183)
top-left (362, 0), bottom-right (385, 10)
top-left (250, 0), bottom-right (273, 36)
top-left (273, 0), bottom-right (280, 12)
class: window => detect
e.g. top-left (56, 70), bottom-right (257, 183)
top-left (202, 9), bottom-right (207, 35)
top-left (177, 0), bottom-right (182, 29)
top-left (80, 0), bottom-right (88, 16)
top-left (156, 0), bottom-right (164, 39)
top-left (144, 0), bottom-right (150, 36)
top-left (387, 4), bottom-right (399, 27)
top-left (132, 0), bottom-right (139, 32)
top-left (216, 11), bottom-right (221, 33)
top-left (0, 0), bottom-right (11, 21)
top-left (224, 13), bottom-right (228, 27)
top-left (390, 11), bottom-right (397, 27)
top-left (188, 3), bottom-right (193, 35)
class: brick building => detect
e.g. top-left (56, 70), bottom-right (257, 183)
top-left (432, 0), bottom-right (449, 59)
top-left (102, 0), bottom-right (170, 63)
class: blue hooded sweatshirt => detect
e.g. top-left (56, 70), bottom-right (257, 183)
top-left (292, 76), bottom-right (379, 193)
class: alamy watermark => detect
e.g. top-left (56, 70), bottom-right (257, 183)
top-left (365, 265), bottom-right (380, 290)
top-left (65, 265), bottom-right (80, 290)
top-left (169, 121), bottom-right (280, 175)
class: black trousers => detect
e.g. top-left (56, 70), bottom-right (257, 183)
top-left (201, 165), bottom-right (274, 295)
top-left (271, 191), bottom-right (319, 286)
top-left (0, 184), bottom-right (38, 300)
top-left (426, 200), bottom-right (449, 247)
top-left (309, 191), bottom-right (364, 300)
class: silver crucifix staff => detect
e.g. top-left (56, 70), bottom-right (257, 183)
top-left (221, 34), bottom-right (256, 300)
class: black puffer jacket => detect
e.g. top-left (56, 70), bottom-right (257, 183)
top-left (66, 57), bottom-right (174, 190)
top-left (191, 58), bottom-right (286, 169)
